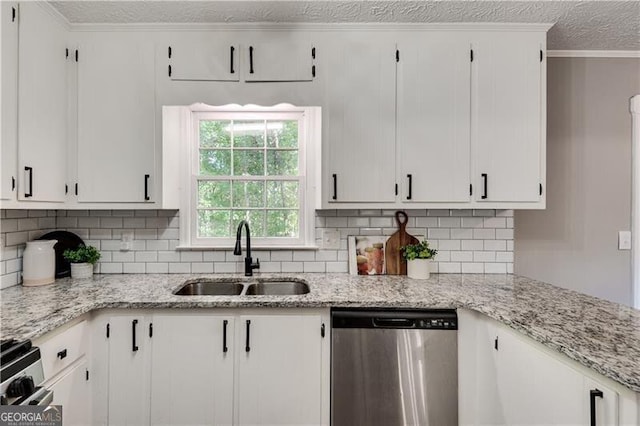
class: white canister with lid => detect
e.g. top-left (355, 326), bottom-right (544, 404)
top-left (22, 240), bottom-right (57, 286)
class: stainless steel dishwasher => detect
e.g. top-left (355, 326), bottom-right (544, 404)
top-left (331, 309), bottom-right (458, 426)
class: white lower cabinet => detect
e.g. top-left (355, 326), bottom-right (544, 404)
top-left (237, 314), bottom-right (324, 426)
top-left (93, 309), bottom-right (330, 426)
top-left (49, 359), bottom-right (91, 426)
top-left (458, 309), bottom-right (638, 426)
top-left (91, 313), bottom-right (152, 426)
top-left (150, 314), bottom-right (235, 426)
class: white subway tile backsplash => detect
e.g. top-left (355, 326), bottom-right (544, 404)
top-left (0, 208), bottom-right (514, 288)
top-left (473, 229), bottom-right (496, 240)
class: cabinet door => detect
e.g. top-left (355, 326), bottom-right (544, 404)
top-left (150, 315), bottom-right (235, 426)
top-left (0, 2), bottom-right (18, 201)
top-left (325, 37), bottom-right (396, 203)
top-left (50, 359), bottom-right (91, 426)
top-left (397, 36), bottom-right (471, 203)
top-left (473, 34), bottom-right (543, 203)
top-left (583, 377), bottom-right (619, 426)
top-left (243, 41), bottom-right (313, 82)
top-left (107, 315), bottom-right (151, 426)
top-left (238, 314), bottom-right (323, 425)
top-left (17, 2), bottom-right (67, 202)
top-left (495, 324), bottom-right (586, 425)
top-left (77, 38), bottom-right (155, 203)
top-left (168, 42), bottom-right (239, 81)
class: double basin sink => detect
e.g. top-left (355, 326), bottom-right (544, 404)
top-left (174, 278), bottom-right (310, 296)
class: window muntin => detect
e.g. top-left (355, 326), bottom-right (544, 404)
top-left (192, 111), bottom-right (306, 245)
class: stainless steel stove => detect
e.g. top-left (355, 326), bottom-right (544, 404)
top-left (1, 339), bottom-right (53, 406)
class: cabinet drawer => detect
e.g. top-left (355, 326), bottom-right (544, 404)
top-left (39, 320), bottom-right (88, 378)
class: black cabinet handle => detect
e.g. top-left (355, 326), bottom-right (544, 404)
top-left (230, 46), bottom-right (235, 74)
top-left (245, 320), bottom-right (251, 352)
top-left (332, 174), bottom-right (337, 200)
top-left (144, 174), bottom-right (150, 201)
top-left (56, 349), bottom-right (67, 359)
top-left (249, 46), bottom-right (254, 74)
top-left (481, 173), bottom-right (488, 199)
top-left (223, 320), bottom-right (228, 353)
top-left (12, 7), bottom-right (16, 22)
top-left (132, 319), bottom-right (139, 352)
top-left (590, 389), bottom-right (603, 426)
top-left (11, 176), bottom-right (15, 191)
top-left (406, 174), bottom-right (413, 200)
top-left (24, 167), bottom-right (33, 197)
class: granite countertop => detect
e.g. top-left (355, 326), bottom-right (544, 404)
top-left (1, 273), bottom-right (639, 392)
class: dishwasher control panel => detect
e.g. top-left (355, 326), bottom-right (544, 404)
top-left (332, 309), bottom-right (458, 330)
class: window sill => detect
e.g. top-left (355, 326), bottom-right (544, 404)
top-left (175, 245), bottom-right (320, 251)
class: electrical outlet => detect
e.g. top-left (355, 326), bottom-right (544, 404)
top-left (321, 229), bottom-right (340, 249)
top-left (618, 231), bottom-right (631, 250)
top-left (121, 230), bottom-right (134, 251)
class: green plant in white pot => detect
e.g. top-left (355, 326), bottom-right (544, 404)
top-left (401, 240), bottom-right (437, 279)
top-left (63, 245), bottom-right (101, 279)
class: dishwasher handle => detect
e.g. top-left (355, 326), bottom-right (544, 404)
top-left (372, 318), bottom-right (415, 328)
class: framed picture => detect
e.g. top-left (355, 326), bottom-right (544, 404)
top-left (348, 236), bottom-right (388, 276)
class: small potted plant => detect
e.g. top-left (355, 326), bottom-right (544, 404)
top-left (63, 245), bottom-right (101, 279)
top-left (401, 240), bottom-right (437, 279)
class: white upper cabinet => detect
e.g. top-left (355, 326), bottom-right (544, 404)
top-left (472, 32), bottom-right (545, 204)
top-left (0, 2), bottom-right (18, 202)
top-left (168, 41), bottom-right (239, 81)
top-left (397, 35), bottom-right (471, 203)
top-left (76, 36), bottom-right (156, 203)
top-left (324, 35), bottom-right (397, 204)
top-left (17, 3), bottom-right (68, 202)
top-left (243, 40), bottom-right (315, 82)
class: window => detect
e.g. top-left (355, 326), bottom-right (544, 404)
top-left (170, 104), bottom-right (320, 248)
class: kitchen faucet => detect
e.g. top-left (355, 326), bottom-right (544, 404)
top-left (234, 220), bottom-right (260, 276)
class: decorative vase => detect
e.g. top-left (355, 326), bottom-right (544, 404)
top-left (407, 259), bottom-right (431, 279)
top-left (71, 263), bottom-right (94, 279)
top-left (22, 240), bottom-right (57, 286)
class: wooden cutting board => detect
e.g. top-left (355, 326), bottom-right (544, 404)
top-left (385, 211), bottom-right (419, 275)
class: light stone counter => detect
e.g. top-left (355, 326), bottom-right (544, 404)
top-left (1, 273), bottom-right (639, 392)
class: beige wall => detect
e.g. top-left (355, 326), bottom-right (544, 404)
top-left (515, 58), bottom-right (640, 306)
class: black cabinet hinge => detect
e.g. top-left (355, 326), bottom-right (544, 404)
top-left (85, 369), bottom-right (89, 381)
top-left (494, 336), bottom-right (499, 350)
top-left (168, 46), bottom-right (172, 59)
top-left (395, 183), bottom-right (398, 196)
top-left (540, 49), bottom-right (543, 62)
top-left (65, 48), bottom-right (69, 59)
top-left (311, 47), bottom-right (316, 59)
top-left (168, 65), bottom-right (172, 77)
top-left (396, 49), bottom-right (400, 62)
top-left (470, 49), bottom-right (474, 62)
top-left (106, 323), bottom-right (110, 338)
top-left (149, 323), bottom-right (153, 338)
top-left (321, 323), bottom-right (325, 338)
top-left (539, 183), bottom-right (543, 196)
top-left (312, 65), bottom-right (316, 77)
top-left (75, 183), bottom-right (78, 196)
top-left (75, 49), bottom-right (78, 62)
top-left (11, 177), bottom-right (15, 191)
top-left (12, 7), bottom-right (16, 22)
top-left (469, 184), bottom-right (473, 196)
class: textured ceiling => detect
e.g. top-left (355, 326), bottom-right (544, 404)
top-left (49, 1), bottom-right (640, 50)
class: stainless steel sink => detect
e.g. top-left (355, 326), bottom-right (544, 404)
top-left (174, 280), bottom-right (244, 296)
top-left (173, 278), bottom-right (310, 296)
top-left (245, 281), bottom-right (310, 296)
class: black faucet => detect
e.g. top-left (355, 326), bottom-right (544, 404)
top-left (234, 220), bottom-right (260, 276)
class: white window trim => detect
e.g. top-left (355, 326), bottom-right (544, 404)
top-left (166, 103), bottom-right (321, 250)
